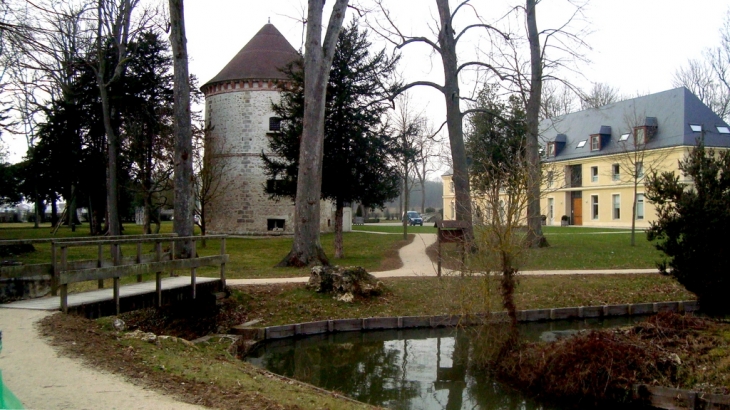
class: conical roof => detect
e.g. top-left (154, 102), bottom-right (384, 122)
top-left (203, 24), bottom-right (300, 88)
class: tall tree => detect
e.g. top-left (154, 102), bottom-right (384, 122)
top-left (371, 0), bottom-right (513, 243)
top-left (90, 0), bottom-right (150, 235)
top-left (168, 0), bottom-right (193, 256)
top-left (580, 82), bottom-right (622, 109)
top-left (264, 22), bottom-right (400, 259)
top-left (279, 0), bottom-right (350, 267)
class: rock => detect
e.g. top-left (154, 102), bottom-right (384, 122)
top-left (336, 292), bottom-right (354, 303)
top-left (307, 266), bottom-right (384, 299)
top-left (113, 318), bottom-right (126, 331)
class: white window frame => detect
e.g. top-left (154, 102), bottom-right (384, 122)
top-left (591, 166), bottom-right (598, 183)
top-left (612, 163), bottom-right (620, 181)
top-left (577, 140), bottom-right (587, 148)
top-left (547, 142), bottom-right (556, 157)
top-left (590, 134), bottom-right (600, 151)
top-left (690, 124), bottom-right (703, 133)
top-left (718, 126), bottom-right (730, 134)
top-left (612, 194), bottom-right (621, 220)
top-left (636, 194), bottom-right (644, 220)
top-left (591, 195), bottom-right (599, 220)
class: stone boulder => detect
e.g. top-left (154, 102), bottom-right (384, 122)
top-left (307, 266), bottom-right (384, 299)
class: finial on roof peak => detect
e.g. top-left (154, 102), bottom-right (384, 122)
top-left (268, 17), bottom-right (271, 24)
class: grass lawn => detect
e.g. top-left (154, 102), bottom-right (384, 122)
top-left (228, 274), bottom-right (692, 327)
top-left (0, 223), bottom-right (412, 293)
top-left (433, 226), bottom-right (665, 271)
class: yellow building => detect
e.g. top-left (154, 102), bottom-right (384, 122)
top-left (443, 87), bottom-right (730, 228)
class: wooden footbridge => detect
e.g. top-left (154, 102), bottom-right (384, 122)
top-left (0, 234), bottom-right (229, 318)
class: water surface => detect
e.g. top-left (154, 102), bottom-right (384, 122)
top-left (246, 316), bottom-right (644, 409)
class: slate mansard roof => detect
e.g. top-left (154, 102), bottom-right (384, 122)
top-left (203, 24), bottom-right (300, 89)
top-left (540, 87), bottom-right (730, 162)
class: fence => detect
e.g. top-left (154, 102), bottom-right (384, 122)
top-left (55, 235), bottom-right (228, 314)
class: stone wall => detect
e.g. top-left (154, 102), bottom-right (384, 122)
top-left (204, 83), bottom-right (349, 235)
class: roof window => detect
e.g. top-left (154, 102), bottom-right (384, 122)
top-left (619, 133), bottom-right (630, 142)
top-left (576, 140), bottom-right (587, 148)
top-left (690, 124), bottom-right (702, 133)
top-left (717, 126), bottom-right (730, 134)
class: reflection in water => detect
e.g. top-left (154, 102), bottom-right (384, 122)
top-left (246, 316), bottom-right (643, 410)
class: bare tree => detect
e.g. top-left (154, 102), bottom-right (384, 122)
top-left (370, 0), bottom-right (515, 242)
top-left (84, 0), bottom-right (155, 235)
top-left (278, 0), bottom-right (350, 267)
top-left (413, 121), bottom-right (442, 213)
top-left (492, 0), bottom-right (589, 247)
top-left (613, 111), bottom-right (669, 246)
top-left (193, 122), bottom-right (229, 245)
top-left (540, 81), bottom-right (578, 120)
top-left (673, 11), bottom-right (730, 122)
top-left (392, 93), bottom-right (422, 239)
top-left (580, 82), bottom-right (621, 109)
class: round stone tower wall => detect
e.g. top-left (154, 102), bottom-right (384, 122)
top-left (204, 81), bottom-right (296, 234)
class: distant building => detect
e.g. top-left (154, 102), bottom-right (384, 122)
top-left (202, 24), bottom-right (350, 234)
top-left (442, 87), bottom-right (730, 228)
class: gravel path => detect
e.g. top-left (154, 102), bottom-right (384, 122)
top-left (0, 309), bottom-right (204, 410)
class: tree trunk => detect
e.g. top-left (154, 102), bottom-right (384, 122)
top-left (278, 0), bottom-right (349, 267)
top-left (33, 190), bottom-right (41, 228)
top-left (97, 76), bottom-right (121, 236)
top-left (525, 0), bottom-right (547, 248)
top-left (169, 0), bottom-right (194, 258)
top-left (420, 177), bottom-right (426, 213)
top-left (402, 171), bottom-right (409, 240)
top-left (631, 179), bottom-right (638, 246)
top-left (68, 185), bottom-right (77, 232)
top-left (436, 0), bottom-right (473, 241)
top-left (334, 199), bottom-right (344, 258)
top-left (51, 195), bottom-right (58, 227)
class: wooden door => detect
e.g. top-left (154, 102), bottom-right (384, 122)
top-left (572, 197), bottom-right (583, 225)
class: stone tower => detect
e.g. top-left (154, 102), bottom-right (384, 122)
top-left (202, 24), bottom-right (346, 234)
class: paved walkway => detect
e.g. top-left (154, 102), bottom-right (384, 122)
top-left (226, 233), bottom-right (658, 286)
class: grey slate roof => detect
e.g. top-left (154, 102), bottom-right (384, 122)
top-left (540, 87), bottom-right (730, 162)
top-left (203, 24), bottom-right (300, 88)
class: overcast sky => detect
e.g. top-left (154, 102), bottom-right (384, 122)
top-left (4, 0), bottom-right (729, 162)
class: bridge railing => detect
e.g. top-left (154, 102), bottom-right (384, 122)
top-left (55, 235), bottom-right (229, 314)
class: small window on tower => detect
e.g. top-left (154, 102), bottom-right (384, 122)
top-left (269, 117), bottom-right (282, 132)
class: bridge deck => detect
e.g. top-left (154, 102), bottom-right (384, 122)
top-left (0, 276), bottom-right (218, 311)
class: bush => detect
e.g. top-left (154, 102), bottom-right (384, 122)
top-left (646, 143), bottom-right (730, 315)
top-left (425, 207), bottom-right (435, 213)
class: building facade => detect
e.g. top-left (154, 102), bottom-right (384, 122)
top-left (202, 24), bottom-right (350, 234)
top-left (442, 87), bottom-right (730, 228)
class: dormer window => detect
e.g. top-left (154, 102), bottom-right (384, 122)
top-left (619, 133), bottom-right (630, 142)
top-left (269, 117), bottom-right (282, 132)
top-left (590, 134), bottom-right (601, 151)
top-left (576, 140), bottom-right (587, 148)
top-left (547, 142), bottom-right (556, 157)
top-left (635, 127), bottom-right (646, 144)
top-left (717, 126), bottom-right (730, 134)
top-left (690, 124), bottom-right (702, 133)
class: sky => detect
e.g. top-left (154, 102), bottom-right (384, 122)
top-left (4, 0), bottom-right (729, 163)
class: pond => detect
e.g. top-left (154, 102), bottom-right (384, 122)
top-left (245, 316), bottom-right (646, 410)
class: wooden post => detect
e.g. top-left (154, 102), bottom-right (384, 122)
top-left (191, 238), bottom-right (197, 299)
top-left (220, 237), bottom-right (226, 287)
top-left (113, 242), bottom-right (120, 315)
top-left (155, 240), bottom-right (162, 307)
top-left (51, 242), bottom-right (58, 296)
top-left (170, 240), bottom-right (175, 277)
top-left (136, 241), bottom-right (142, 282)
top-left (437, 234), bottom-right (442, 277)
top-left (60, 246), bottom-right (68, 313)
top-left (97, 244), bottom-right (104, 289)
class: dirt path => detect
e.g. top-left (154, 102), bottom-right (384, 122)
top-left (0, 309), bottom-right (205, 410)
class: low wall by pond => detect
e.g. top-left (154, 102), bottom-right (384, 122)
top-left (233, 300), bottom-right (698, 341)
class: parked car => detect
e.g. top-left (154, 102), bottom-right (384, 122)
top-left (403, 211), bottom-right (423, 226)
